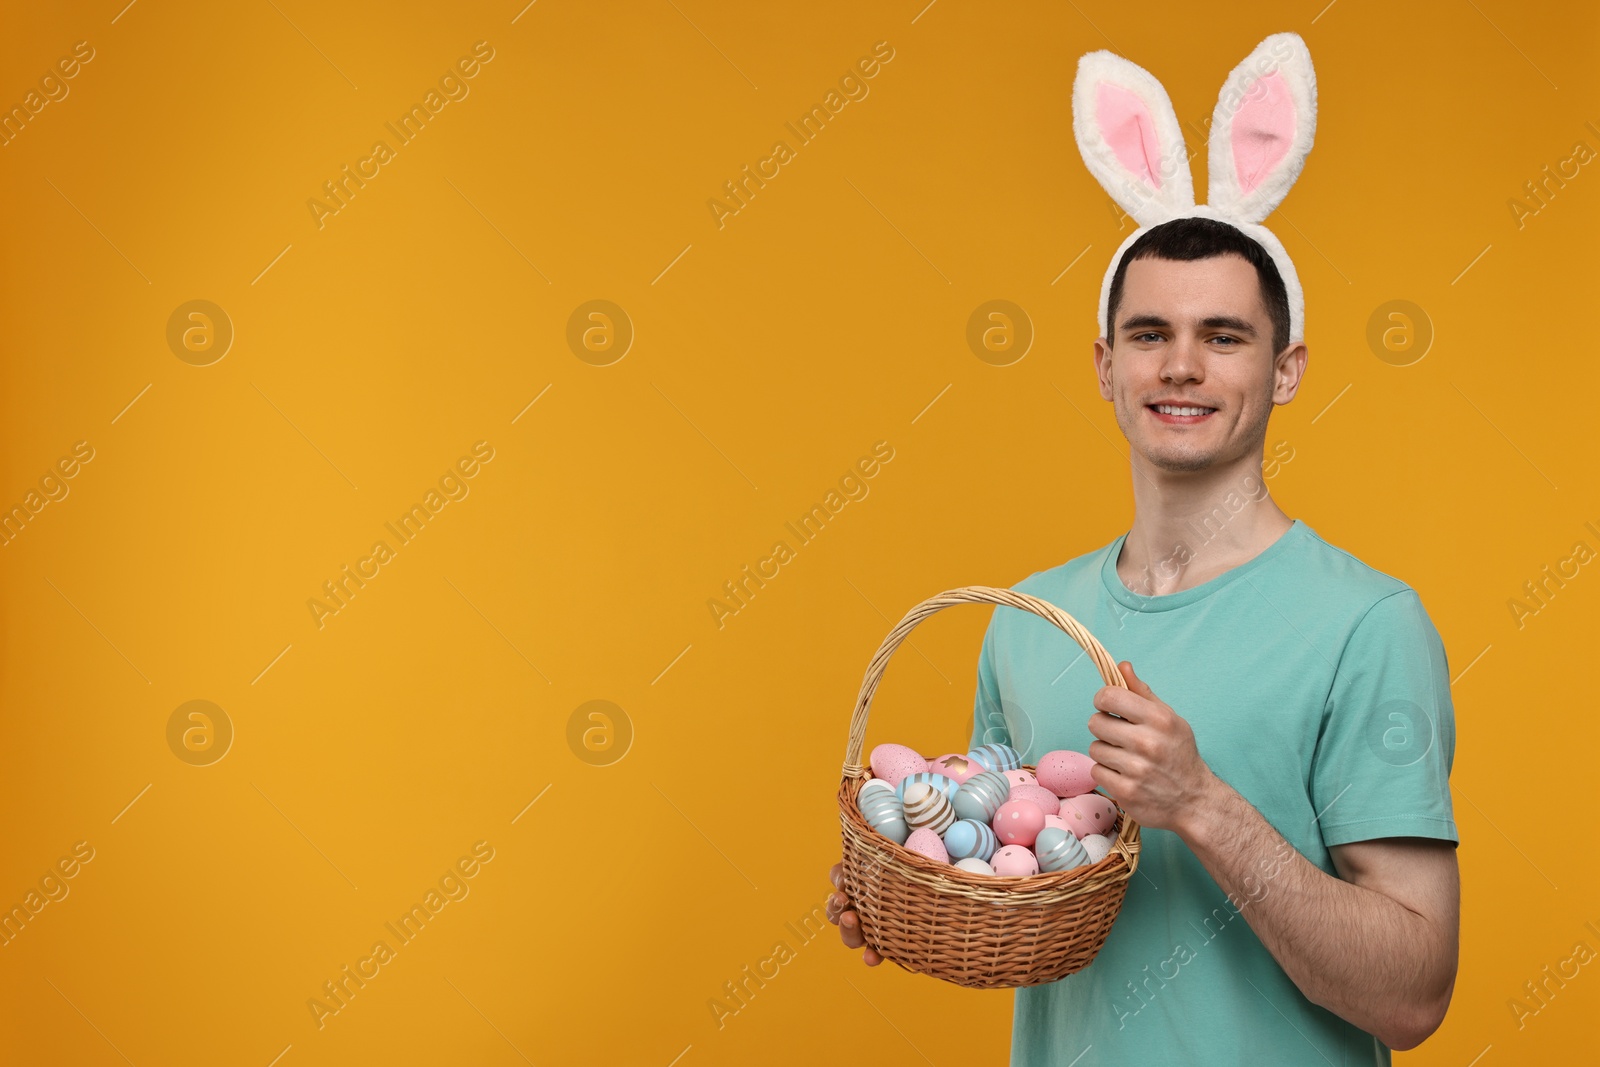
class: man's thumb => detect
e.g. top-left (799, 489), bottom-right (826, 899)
top-left (1121, 660), bottom-right (1154, 696)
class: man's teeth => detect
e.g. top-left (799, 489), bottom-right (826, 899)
top-left (1153, 405), bottom-right (1215, 416)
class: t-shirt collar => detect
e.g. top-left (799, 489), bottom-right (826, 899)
top-left (1100, 518), bottom-right (1311, 613)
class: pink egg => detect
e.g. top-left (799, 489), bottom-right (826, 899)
top-left (869, 743), bottom-right (929, 788)
top-left (991, 799), bottom-right (1046, 848)
top-left (1043, 813), bottom-right (1071, 834)
top-left (1004, 769), bottom-right (1038, 788)
top-left (1008, 783), bottom-right (1061, 815)
top-left (990, 844), bottom-right (1039, 877)
top-left (1036, 750), bottom-right (1098, 798)
top-left (1060, 793), bottom-right (1119, 838)
top-left (904, 827), bottom-right (949, 864)
top-left (927, 752), bottom-right (983, 784)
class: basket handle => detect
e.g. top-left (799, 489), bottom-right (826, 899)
top-left (841, 585), bottom-right (1129, 777)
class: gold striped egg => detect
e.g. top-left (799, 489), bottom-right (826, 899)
top-left (901, 782), bottom-right (955, 836)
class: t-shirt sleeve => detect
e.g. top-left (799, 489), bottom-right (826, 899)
top-left (969, 609), bottom-right (1009, 753)
top-left (1310, 588), bottom-right (1459, 848)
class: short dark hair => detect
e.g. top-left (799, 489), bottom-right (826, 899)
top-left (1105, 216), bottom-right (1291, 357)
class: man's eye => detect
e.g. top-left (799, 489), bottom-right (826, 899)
top-left (1211, 336), bottom-right (1240, 346)
top-left (1134, 332), bottom-right (1162, 342)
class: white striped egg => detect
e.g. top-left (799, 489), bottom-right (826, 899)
top-left (901, 782), bottom-right (955, 836)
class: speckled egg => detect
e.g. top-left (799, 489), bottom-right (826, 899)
top-left (967, 743), bottom-right (1023, 773)
top-left (942, 818), bottom-right (999, 862)
top-left (1004, 769), bottom-right (1038, 789)
top-left (869, 743), bottom-right (928, 788)
top-left (1036, 750), bottom-right (1097, 798)
top-left (904, 827), bottom-right (949, 864)
top-left (902, 782), bottom-right (956, 836)
top-left (992, 798), bottom-right (1047, 848)
top-left (927, 752), bottom-right (983, 784)
top-left (895, 771), bottom-right (959, 808)
top-left (990, 844), bottom-right (1039, 877)
top-left (1034, 827), bottom-right (1091, 873)
top-left (953, 857), bottom-right (995, 876)
top-left (1081, 833), bottom-right (1114, 864)
top-left (952, 769), bottom-right (1010, 823)
top-left (1008, 783), bottom-right (1061, 815)
top-left (1060, 792), bottom-right (1119, 838)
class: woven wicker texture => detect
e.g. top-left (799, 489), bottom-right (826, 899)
top-left (837, 586), bottom-right (1142, 988)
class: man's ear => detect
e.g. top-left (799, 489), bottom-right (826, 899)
top-left (1093, 337), bottom-right (1115, 401)
top-left (1272, 340), bottom-right (1308, 405)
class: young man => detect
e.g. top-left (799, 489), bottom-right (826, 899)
top-left (827, 216), bottom-right (1460, 1064)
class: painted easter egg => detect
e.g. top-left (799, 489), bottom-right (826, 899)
top-left (992, 798), bottom-right (1047, 848)
top-left (905, 827), bottom-right (949, 864)
top-left (869, 743), bottom-right (928, 788)
top-left (1034, 826), bottom-right (1091, 873)
top-left (1081, 833), bottom-right (1114, 865)
top-left (859, 779), bottom-right (895, 802)
top-left (967, 743), bottom-right (1023, 773)
top-left (895, 771), bottom-right (959, 808)
top-left (952, 769), bottom-right (1010, 823)
top-left (942, 818), bottom-right (999, 862)
top-left (1008, 783), bottom-right (1061, 815)
top-left (1004, 769), bottom-right (1038, 789)
top-left (927, 752), bottom-right (983, 784)
top-left (1060, 792), bottom-right (1119, 838)
top-left (990, 844), bottom-right (1039, 877)
top-left (953, 857), bottom-right (995, 876)
top-left (1036, 750), bottom-right (1097, 798)
top-left (1043, 813), bottom-right (1071, 835)
top-left (859, 787), bottom-right (909, 845)
top-left (902, 782), bottom-right (956, 836)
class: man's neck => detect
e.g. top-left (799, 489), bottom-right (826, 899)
top-left (1115, 456), bottom-right (1293, 597)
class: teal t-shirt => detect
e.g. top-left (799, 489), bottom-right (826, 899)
top-left (968, 518), bottom-right (1458, 1066)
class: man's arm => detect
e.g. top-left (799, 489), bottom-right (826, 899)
top-left (1086, 659), bottom-right (1460, 1051)
top-left (1178, 775), bottom-right (1460, 1051)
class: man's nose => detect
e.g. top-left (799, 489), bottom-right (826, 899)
top-left (1161, 335), bottom-right (1204, 382)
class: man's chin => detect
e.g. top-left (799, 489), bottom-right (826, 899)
top-left (1137, 446), bottom-right (1215, 475)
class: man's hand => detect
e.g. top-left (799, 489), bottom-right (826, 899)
top-left (1086, 659), bottom-right (1219, 834)
top-left (827, 862), bottom-right (882, 966)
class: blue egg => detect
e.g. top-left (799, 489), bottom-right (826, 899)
top-left (953, 769), bottom-right (1010, 823)
top-left (859, 787), bottom-right (902, 821)
top-left (859, 789), bottom-right (909, 844)
top-left (1034, 826), bottom-right (1090, 873)
top-left (967, 743), bottom-right (1023, 773)
top-left (895, 771), bottom-right (959, 807)
top-left (943, 818), bottom-right (999, 862)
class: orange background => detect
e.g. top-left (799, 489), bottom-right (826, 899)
top-left (1, 1), bottom-right (1595, 1064)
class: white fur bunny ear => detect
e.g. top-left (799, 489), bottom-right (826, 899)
top-left (1072, 48), bottom-right (1195, 226)
top-left (1206, 32), bottom-right (1316, 224)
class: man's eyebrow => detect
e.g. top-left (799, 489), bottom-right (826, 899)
top-left (1118, 314), bottom-right (1258, 336)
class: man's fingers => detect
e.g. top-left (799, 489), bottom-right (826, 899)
top-left (839, 909), bottom-right (864, 948)
top-left (830, 861), bottom-right (882, 963)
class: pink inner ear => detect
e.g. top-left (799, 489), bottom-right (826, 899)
top-left (1231, 71), bottom-right (1294, 196)
top-left (1096, 82), bottom-right (1162, 189)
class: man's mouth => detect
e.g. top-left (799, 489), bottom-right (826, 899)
top-left (1147, 404), bottom-right (1217, 423)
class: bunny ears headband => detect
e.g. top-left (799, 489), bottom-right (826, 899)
top-left (1072, 31), bottom-right (1317, 347)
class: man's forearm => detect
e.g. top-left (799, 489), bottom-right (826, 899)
top-left (1174, 773), bottom-right (1445, 1049)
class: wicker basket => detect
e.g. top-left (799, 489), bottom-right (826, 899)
top-left (836, 585), bottom-right (1142, 989)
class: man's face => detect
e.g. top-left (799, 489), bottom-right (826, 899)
top-left (1094, 253), bottom-right (1303, 474)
